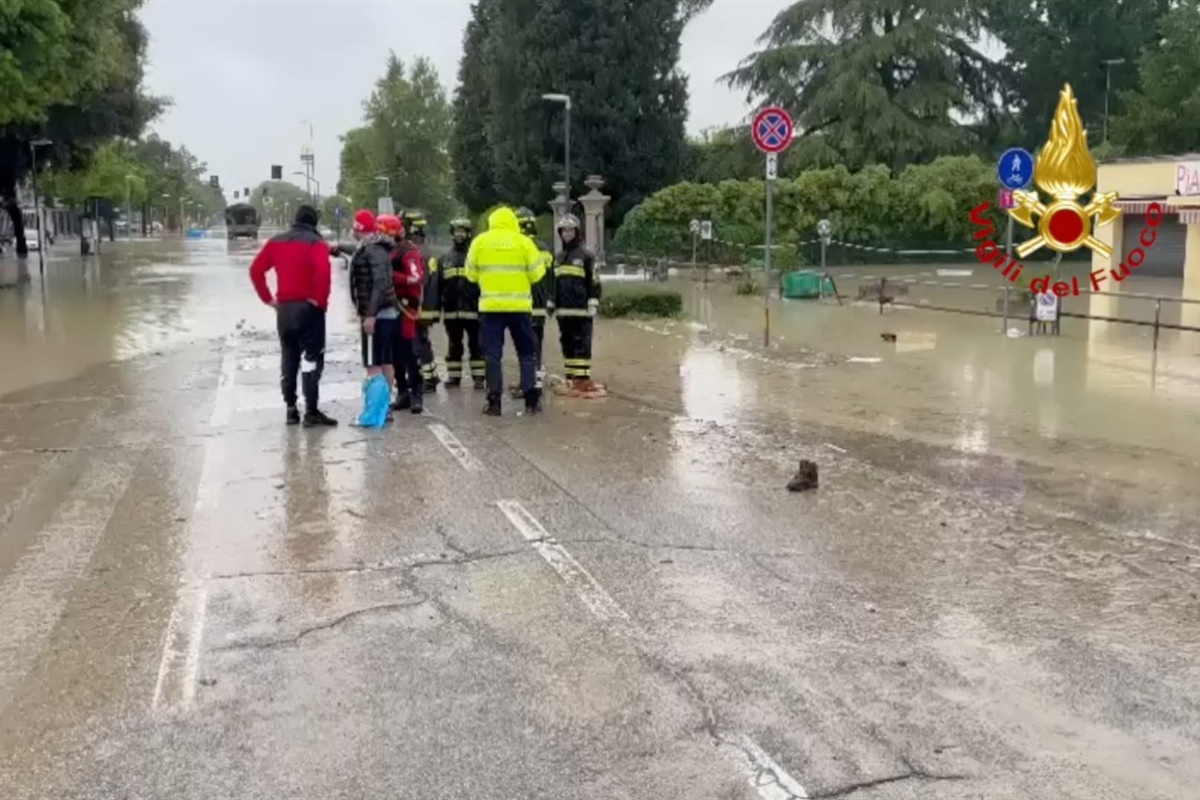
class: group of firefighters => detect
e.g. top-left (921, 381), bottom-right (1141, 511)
top-left (249, 201), bottom-right (601, 426)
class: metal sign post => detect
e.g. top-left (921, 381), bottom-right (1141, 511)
top-left (751, 105), bottom-right (794, 348)
top-left (997, 148), bottom-right (1033, 333)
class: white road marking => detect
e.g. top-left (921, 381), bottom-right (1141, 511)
top-left (209, 336), bottom-right (240, 426)
top-left (429, 423), bottom-right (482, 471)
top-left (151, 335), bottom-right (237, 712)
top-left (723, 733), bottom-right (809, 799)
top-left (181, 588), bottom-right (208, 710)
top-left (824, 443), bottom-right (847, 454)
top-left (151, 589), bottom-right (186, 711)
top-left (0, 457), bottom-right (137, 715)
top-left (496, 500), bottom-right (629, 623)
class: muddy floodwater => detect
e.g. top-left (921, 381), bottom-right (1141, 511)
top-left (1, 239), bottom-right (1198, 799)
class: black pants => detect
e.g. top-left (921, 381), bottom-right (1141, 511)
top-left (445, 317), bottom-right (484, 380)
top-left (558, 316), bottom-right (594, 379)
top-left (480, 312), bottom-right (537, 400)
top-left (532, 317), bottom-right (546, 371)
top-left (416, 322), bottom-right (436, 382)
top-left (392, 323), bottom-right (423, 401)
top-left (277, 301), bottom-right (326, 410)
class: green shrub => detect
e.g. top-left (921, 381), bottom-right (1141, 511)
top-left (598, 285), bottom-right (683, 318)
top-left (734, 277), bottom-right (761, 295)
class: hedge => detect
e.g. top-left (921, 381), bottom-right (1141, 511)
top-left (611, 156), bottom-right (1006, 259)
top-left (598, 285), bottom-right (683, 318)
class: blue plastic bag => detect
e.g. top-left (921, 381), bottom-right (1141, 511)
top-left (357, 374), bottom-right (391, 428)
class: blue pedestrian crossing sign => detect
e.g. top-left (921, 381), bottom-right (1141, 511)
top-left (998, 148), bottom-right (1034, 190)
top-left (335, 206), bottom-right (344, 219)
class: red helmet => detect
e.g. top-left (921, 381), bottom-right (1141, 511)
top-left (352, 209), bottom-right (376, 234)
top-left (376, 214), bottom-right (404, 238)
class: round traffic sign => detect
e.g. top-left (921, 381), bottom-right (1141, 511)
top-left (752, 106), bottom-right (794, 154)
top-left (998, 148), bottom-right (1034, 190)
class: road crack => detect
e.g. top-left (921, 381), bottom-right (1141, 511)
top-left (808, 767), bottom-right (968, 799)
top-left (213, 598), bottom-right (428, 651)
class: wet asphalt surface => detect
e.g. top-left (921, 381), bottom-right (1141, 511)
top-left (1, 238), bottom-right (1199, 799)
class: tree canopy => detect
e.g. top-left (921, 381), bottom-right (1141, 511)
top-left (448, 0), bottom-right (704, 224)
top-left (1109, 0), bottom-right (1200, 155)
top-left (336, 54), bottom-right (455, 223)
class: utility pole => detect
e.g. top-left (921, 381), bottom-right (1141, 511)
top-left (1102, 58), bottom-right (1126, 144)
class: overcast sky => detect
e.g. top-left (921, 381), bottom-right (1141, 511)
top-left (139, 0), bottom-right (791, 201)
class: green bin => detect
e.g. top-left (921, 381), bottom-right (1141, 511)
top-left (782, 269), bottom-right (824, 299)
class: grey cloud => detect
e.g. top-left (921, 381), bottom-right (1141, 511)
top-left (141, 0), bottom-right (791, 198)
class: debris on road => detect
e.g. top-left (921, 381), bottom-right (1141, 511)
top-left (786, 460), bottom-right (819, 492)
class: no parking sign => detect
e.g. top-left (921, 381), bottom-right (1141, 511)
top-left (1035, 292), bottom-right (1059, 322)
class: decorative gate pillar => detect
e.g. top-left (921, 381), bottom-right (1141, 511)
top-left (579, 175), bottom-right (611, 264)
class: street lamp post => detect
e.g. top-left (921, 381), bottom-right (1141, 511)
top-left (541, 94), bottom-right (571, 215)
top-left (124, 174), bottom-right (136, 240)
top-left (1102, 58), bottom-right (1126, 145)
top-left (30, 138), bottom-right (52, 275)
top-left (375, 175), bottom-right (390, 197)
top-left (294, 172), bottom-right (321, 210)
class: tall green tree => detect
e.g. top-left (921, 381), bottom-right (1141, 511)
top-left (363, 55), bottom-right (454, 222)
top-left (1109, 0), bottom-right (1200, 155)
top-left (337, 126), bottom-right (385, 211)
top-left (450, 0), bottom-right (498, 213)
top-left (984, 0), bottom-right (1170, 149)
top-left (0, 1), bottom-right (162, 252)
top-left (466, 0), bottom-right (698, 224)
top-left (724, 0), bottom-right (1007, 172)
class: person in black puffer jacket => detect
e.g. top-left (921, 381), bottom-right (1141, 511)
top-left (333, 209), bottom-right (398, 387)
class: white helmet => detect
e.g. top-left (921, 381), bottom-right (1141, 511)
top-left (557, 214), bottom-right (580, 230)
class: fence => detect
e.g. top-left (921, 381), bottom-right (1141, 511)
top-left (849, 273), bottom-right (1200, 355)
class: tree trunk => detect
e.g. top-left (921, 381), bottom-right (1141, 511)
top-left (4, 198), bottom-right (28, 257)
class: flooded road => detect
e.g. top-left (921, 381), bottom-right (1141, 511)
top-left (1, 240), bottom-right (1198, 799)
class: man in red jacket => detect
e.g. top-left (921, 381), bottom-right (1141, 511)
top-left (249, 205), bottom-right (337, 427)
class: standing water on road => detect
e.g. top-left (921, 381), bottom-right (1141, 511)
top-left (2, 243), bottom-right (1199, 800)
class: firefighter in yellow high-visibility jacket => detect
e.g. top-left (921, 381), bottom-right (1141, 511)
top-left (465, 206), bottom-right (547, 416)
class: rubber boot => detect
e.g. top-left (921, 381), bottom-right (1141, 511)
top-left (391, 391), bottom-right (412, 411)
top-left (483, 395), bottom-right (502, 416)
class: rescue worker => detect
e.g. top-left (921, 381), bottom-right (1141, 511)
top-left (403, 210), bottom-right (440, 392)
top-left (516, 207), bottom-right (553, 391)
top-left (465, 206), bottom-right (546, 415)
top-left (380, 214), bottom-right (426, 414)
top-left (249, 205), bottom-right (336, 427)
top-left (550, 214), bottom-right (601, 391)
top-left (335, 209), bottom-right (399, 395)
top-left (437, 218), bottom-right (485, 388)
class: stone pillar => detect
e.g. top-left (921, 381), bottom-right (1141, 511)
top-left (579, 175), bottom-right (611, 264)
top-left (547, 182), bottom-right (569, 256)
top-left (1181, 219), bottom-right (1200, 336)
top-left (1087, 209), bottom-right (1126, 344)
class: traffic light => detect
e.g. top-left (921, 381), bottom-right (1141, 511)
top-left (244, 187), bottom-right (250, 198)
top-left (209, 175), bottom-right (219, 188)
top-left (271, 165), bottom-right (282, 180)
top-left (233, 191), bottom-right (239, 199)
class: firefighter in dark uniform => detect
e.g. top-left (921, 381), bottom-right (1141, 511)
top-left (404, 210), bottom-right (440, 391)
top-left (516, 207), bottom-right (553, 391)
top-left (437, 218), bottom-right (485, 388)
top-left (551, 214), bottom-right (601, 391)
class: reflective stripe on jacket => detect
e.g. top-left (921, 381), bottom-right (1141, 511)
top-left (465, 207), bottom-right (546, 313)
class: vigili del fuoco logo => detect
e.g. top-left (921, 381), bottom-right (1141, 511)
top-left (969, 84), bottom-right (1163, 296)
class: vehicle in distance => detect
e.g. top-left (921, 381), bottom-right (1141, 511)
top-left (224, 203), bottom-right (259, 239)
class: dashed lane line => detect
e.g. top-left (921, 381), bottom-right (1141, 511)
top-left (496, 499), bottom-right (630, 625)
top-left (427, 424), bottom-right (811, 797)
top-left (428, 423), bottom-right (482, 471)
